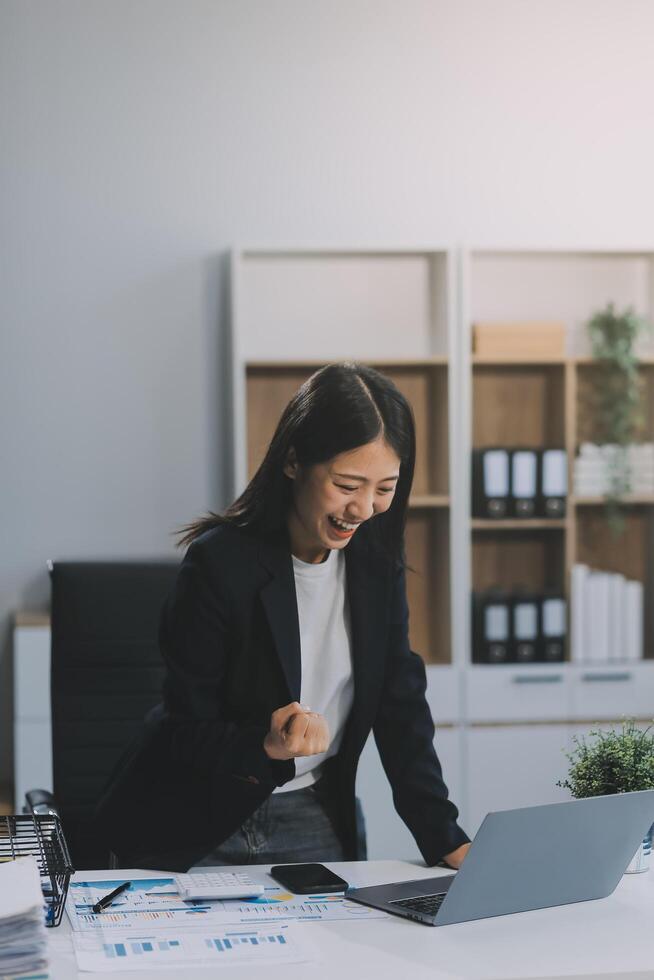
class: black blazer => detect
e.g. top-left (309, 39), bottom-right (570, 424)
top-left (96, 522), bottom-right (469, 870)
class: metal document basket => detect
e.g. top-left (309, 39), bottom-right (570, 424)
top-left (0, 814), bottom-right (74, 926)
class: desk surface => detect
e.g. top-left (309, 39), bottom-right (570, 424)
top-left (49, 860), bottom-right (654, 980)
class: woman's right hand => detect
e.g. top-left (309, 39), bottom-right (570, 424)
top-left (263, 702), bottom-right (330, 761)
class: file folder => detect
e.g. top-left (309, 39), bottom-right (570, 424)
top-left (588, 572), bottom-right (610, 663)
top-left (624, 580), bottom-right (644, 661)
top-left (540, 449), bottom-right (567, 517)
top-left (511, 450), bottom-right (538, 517)
top-left (607, 572), bottom-right (626, 661)
top-left (473, 591), bottom-right (511, 663)
top-left (472, 449), bottom-right (509, 518)
top-left (540, 595), bottom-right (566, 662)
top-left (512, 595), bottom-right (539, 662)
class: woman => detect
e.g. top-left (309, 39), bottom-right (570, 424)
top-left (96, 362), bottom-right (470, 871)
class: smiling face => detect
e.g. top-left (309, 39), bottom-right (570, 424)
top-left (284, 436), bottom-right (401, 563)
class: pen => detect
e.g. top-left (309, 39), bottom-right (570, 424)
top-left (92, 881), bottom-right (132, 913)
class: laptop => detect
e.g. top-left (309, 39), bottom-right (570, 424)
top-left (345, 789), bottom-right (654, 926)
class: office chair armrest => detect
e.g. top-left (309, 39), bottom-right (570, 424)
top-left (24, 789), bottom-right (60, 818)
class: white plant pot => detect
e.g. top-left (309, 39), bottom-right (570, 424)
top-left (625, 828), bottom-right (652, 874)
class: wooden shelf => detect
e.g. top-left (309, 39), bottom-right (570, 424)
top-left (472, 525), bottom-right (565, 594)
top-left (471, 519), bottom-right (567, 530)
top-left (410, 495), bottom-right (449, 508)
top-left (574, 355), bottom-right (654, 366)
top-left (472, 355), bottom-right (654, 367)
top-left (574, 495), bottom-right (654, 506)
top-left (472, 364), bottom-right (565, 449)
top-left (473, 355), bottom-right (566, 366)
top-left (13, 611), bottom-right (51, 627)
top-left (247, 357), bottom-right (449, 368)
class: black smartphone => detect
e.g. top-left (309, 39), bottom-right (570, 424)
top-left (269, 863), bottom-right (348, 894)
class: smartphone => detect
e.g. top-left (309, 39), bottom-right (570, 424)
top-left (269, 863), bottom-right (348, 894)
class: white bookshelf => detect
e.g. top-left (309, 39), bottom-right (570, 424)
top-left (227, 246), bottom-right (654, 844)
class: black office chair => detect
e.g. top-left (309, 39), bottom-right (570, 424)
top-left (26, 560), bottom-right (179, 869)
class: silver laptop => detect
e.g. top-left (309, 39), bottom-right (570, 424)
top-left (346, 790), bottom-right (654, 926)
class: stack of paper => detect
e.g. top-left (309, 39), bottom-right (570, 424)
top-left (0, 856), bottom-right (48, 978)
top-left (574, 442), bottom-right (654, 496)
top-left (571, 564), bottom-right (643, 662)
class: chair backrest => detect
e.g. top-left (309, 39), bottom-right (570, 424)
top-left (49, 560), bottom-right (179, 869)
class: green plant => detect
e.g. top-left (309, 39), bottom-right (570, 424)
top-left (558, 719), bottom-right (654, 798)
top-left (586, 303), bottom-right (650, 531)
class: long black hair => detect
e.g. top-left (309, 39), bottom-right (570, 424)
top-left (178, 362), bottom-right (416, 562)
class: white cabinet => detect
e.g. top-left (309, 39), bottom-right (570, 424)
top-left (462, 661), bottom-right (654, 840)
top-left (465, 665), bottom-right (571, 723)
top-left (13, 620), bottom-right (52, 809)
top-left (14, 720), bottom-right (52, 810)
top-left (569, 662), bottom-right (654, 721)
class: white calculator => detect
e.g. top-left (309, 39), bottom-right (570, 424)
top-left (174, 871), bottom-right (265, 901)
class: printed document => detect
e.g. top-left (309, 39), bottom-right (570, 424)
top-left (72, 923), bottom-right (313, 971)
top-left (67, 877), bottom-right (387, 932)
top-left (0, 856), bottom-right (48, 978)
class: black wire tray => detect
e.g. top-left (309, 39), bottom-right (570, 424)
top-left (0, 814), bottom-right (74, 926)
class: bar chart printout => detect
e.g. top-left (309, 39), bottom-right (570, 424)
top-left (67, 877), bottom-right (385, 930)
top-left (72, 924), bottom-right (315, 971)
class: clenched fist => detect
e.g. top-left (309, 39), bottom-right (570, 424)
top-left (263, 702), bottom-right (330, 761)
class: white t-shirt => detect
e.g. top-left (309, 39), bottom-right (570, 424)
top-left (273, 548), bottom-right (354, 793)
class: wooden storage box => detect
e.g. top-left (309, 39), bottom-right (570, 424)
top-left (473, 322), bottom-right (566, 359)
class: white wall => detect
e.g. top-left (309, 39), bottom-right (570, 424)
top-left (2, 0), bottom-right (654, 783)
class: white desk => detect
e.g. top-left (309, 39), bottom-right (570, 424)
top-left (48, 860), bottom-right (654, 980)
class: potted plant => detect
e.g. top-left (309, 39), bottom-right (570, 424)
top-left (558, 719), bottom-right (654, 873)
top-left (586, 303), bottom-right (650, 531)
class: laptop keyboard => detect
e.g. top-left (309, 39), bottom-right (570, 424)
top-left (390, 893), bottom-right (446, 917)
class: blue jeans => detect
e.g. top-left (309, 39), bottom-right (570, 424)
top-left (193, 781), bottom-right (348, 866)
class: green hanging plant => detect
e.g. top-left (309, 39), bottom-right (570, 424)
top-left (586, 303), bottom-right (650, 533)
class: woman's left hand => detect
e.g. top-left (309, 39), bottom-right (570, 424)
top-left (442, 843), bottom-right (471, 869)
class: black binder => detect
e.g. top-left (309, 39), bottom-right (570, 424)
top-left (473, 590), bottom-right (511, 664)
top-left (540, 449), bottom-right (567, 518)
top-left (540, 594), bottom-right (567, 662)
top-left (511, 592), bottom-right (540, 663)
top-left (510, 449), bottom-right (538, 518)
top-left (472, 448), bottom-right (510, 518)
